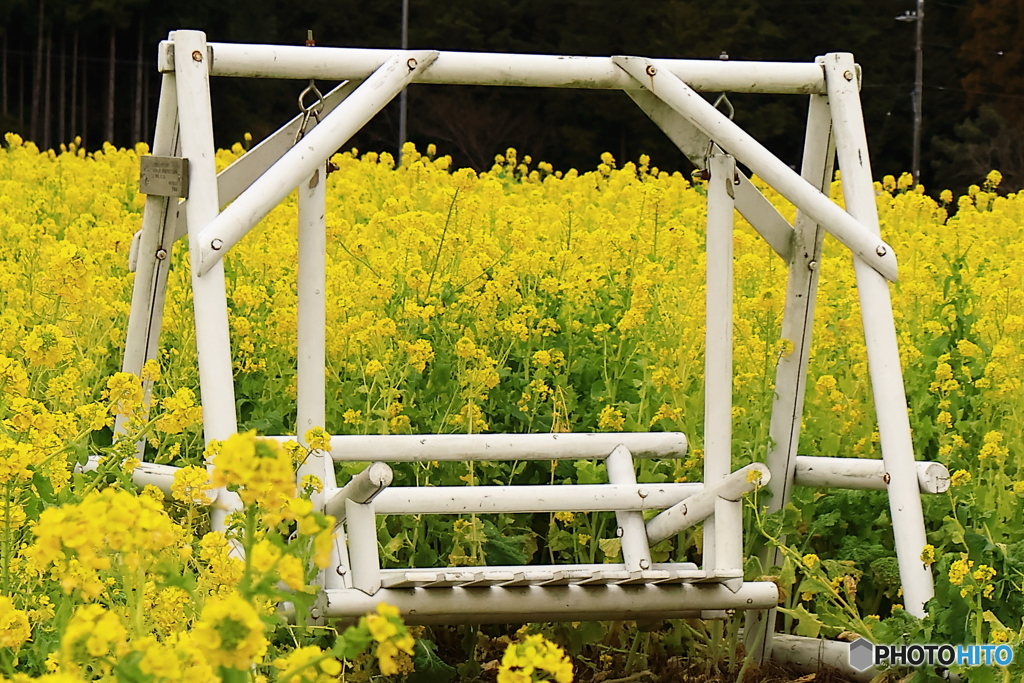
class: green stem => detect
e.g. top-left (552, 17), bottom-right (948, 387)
top-left (623, 629), bottom-right (644, 674)
top-left (241, 505), bottom-right (258, 593)
top-left (424, 189), bottom-right (459, 303)
top-left (1, 484), bottom-right (10, 597)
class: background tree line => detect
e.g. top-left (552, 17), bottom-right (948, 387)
top-left (1, 0), bottom-right (1021, 193)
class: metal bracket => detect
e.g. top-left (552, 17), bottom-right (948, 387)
top-left (139, 156), bottom-right (190, 198)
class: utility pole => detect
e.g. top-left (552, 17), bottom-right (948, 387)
top-left (897, 0), bottom-right (924, 184)
top-left (398, 0), bottom-right (409, 162)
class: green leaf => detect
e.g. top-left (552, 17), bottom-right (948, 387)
top-left (778, 555), bottom-right (796, 590)
top-left (112, 651), bottom-right (151, 683)
top-left (964, 666), bottom-right (998, 683)
top-left (407, 639), bottom-right (456, 683)
top-left (796, 575), bottom-right (833, 597)
top-left (778, 604), bottom-right (826, 638)
top-left (335, 623), bottom-right (374, 660)
top-left (560, 621), bottom-right (608, 655)
top-left (482, 520), bottom-right (534, 565)
top-left (574, 460), bottom-right (605, 485)
top-left (964, 531), bottom-right (993, 560)
top-left (546, 528), bottom-right (574, 553)
top-left (598, 537), bottom-right (622, 561)
top-left (808, 510), bottom-right (842, 538)
top-left (31, 469), bottom-right (56, 503)
top-left (781, 503), bottom-right (803, 536)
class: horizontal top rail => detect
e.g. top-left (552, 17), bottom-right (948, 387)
top-left (263, 432), bottom-right (688, 461)
top-left (158, 40), bottom-right (828, 94)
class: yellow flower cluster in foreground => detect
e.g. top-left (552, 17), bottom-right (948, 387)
top-left (497, 634), bottom-right (573, 683)
top-left (2, 132), bottom-right (1024, 676)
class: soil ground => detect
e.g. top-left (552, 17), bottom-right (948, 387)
top-left (425, 625), bottom-right (865, 683)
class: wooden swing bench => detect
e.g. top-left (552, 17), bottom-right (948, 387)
top-left (120, 31), bottom-right (949, 644)
top-left (280, 433), bottom-right (775, 623)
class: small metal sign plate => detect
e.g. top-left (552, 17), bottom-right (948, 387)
top-left (139, 156), bottom-right (189, 198)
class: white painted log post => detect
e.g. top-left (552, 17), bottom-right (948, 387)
top-left (117, 72), bottom-right (180, 446)
top-left (822, 52), bottom-right (934, 617)
top-left (745, 90), bottom-right (837, 663)
top-left (171, 30), bottom-right (241, 533)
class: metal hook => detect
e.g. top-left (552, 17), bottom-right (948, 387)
top-left (713, 93), bottom-right (735, 121)
top-left (295, 80), bottom-right (326, 143)
top-left (295, 31), bottom-right (325, 143)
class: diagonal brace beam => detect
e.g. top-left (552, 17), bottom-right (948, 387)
top-left (130, 80), bottom-right (362, 270)
top-left (195, 50), bottom-right (438, 276)
top-left (613, 56), bottom-right (898, 282)
top-left (627, 89), bottom-right (796, 262)
top-left (324, 462), bottom-right (394, 522)
top-left (645, 463), bottom-right (770, 545)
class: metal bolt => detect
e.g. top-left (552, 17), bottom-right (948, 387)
top-left (747, 598), bottom-right (754, 604)
top-left (407, 57), bottom-right (418, 70)
top-left (843, 70), bottom-right (854, 81)
top-left (616, 527), bottom-right (624, 538)
top-left (807, 260), bottom-right (818, 271)
top-left (638, 488), bottom-right (649, 499)
top-left (681, 504), bottom-right (688, 515)
top-left (211, 238), bottom-right (224, 250)
top-left (883, 472), bottom-right (891, 485)
top-left (192, 50), bottom-right (203, 62)
top-left (336, 566), bottom-right (348, 576)
top-left (155, 249), bottom-right (168, 260)
top-left (645, 64), bottom-right (657, 77)
top-left (876, 244), bottom-right (887, 257)
top-left (310, 607), bottom-right (322, 619)
top-left (639, 559), bottom-right (651, 570)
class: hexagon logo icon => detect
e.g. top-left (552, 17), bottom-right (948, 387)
top-left (849, 638), bottom-right (875, 672)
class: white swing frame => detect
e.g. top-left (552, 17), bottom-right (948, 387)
top-left (117, 30), bottom-right (949, 665)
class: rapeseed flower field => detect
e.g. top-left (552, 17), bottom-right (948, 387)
top-left (0, 132), bottom-right (1022, 680)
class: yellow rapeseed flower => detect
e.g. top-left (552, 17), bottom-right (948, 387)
top-left (61, 604), bottom-right (128, 668)
top-left (498, 634), bottom-right (573, 683)
top-left (192, 592), bottom-right (267, 670)
top-left (950, 469), bottom-right (972, 487)
top-left (0, 595), bottom-right (31, 650)
top-left (171, 465), bottom-right (214, 506)
top-left (597, 405), bottom-right (625, 431)
top-left (948, 558), bottom-right (974, 586)
top-left (303, 427), bottom-right (332, 452)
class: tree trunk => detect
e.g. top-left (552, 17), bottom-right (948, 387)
top-left (106, 24), bottom-right (116, 145)
top-left (142, 59), bottom-right (149, 144)
top-left (18, 45), bottom-right (24, 127)
top-left (30, 0), bottom-right (44, 142)
top-left (43, 27), bottom-right (52, 150)
top-left (58, 31), bottom-right (66, 145)
top-left (133, 20), bottom-right (142, 145)
top-left (80, 42), bottom-right (87, 148)
top-left (70, 30), bottom-right (78, 142)
top-left (2, 33), bottom-right (8, 116)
